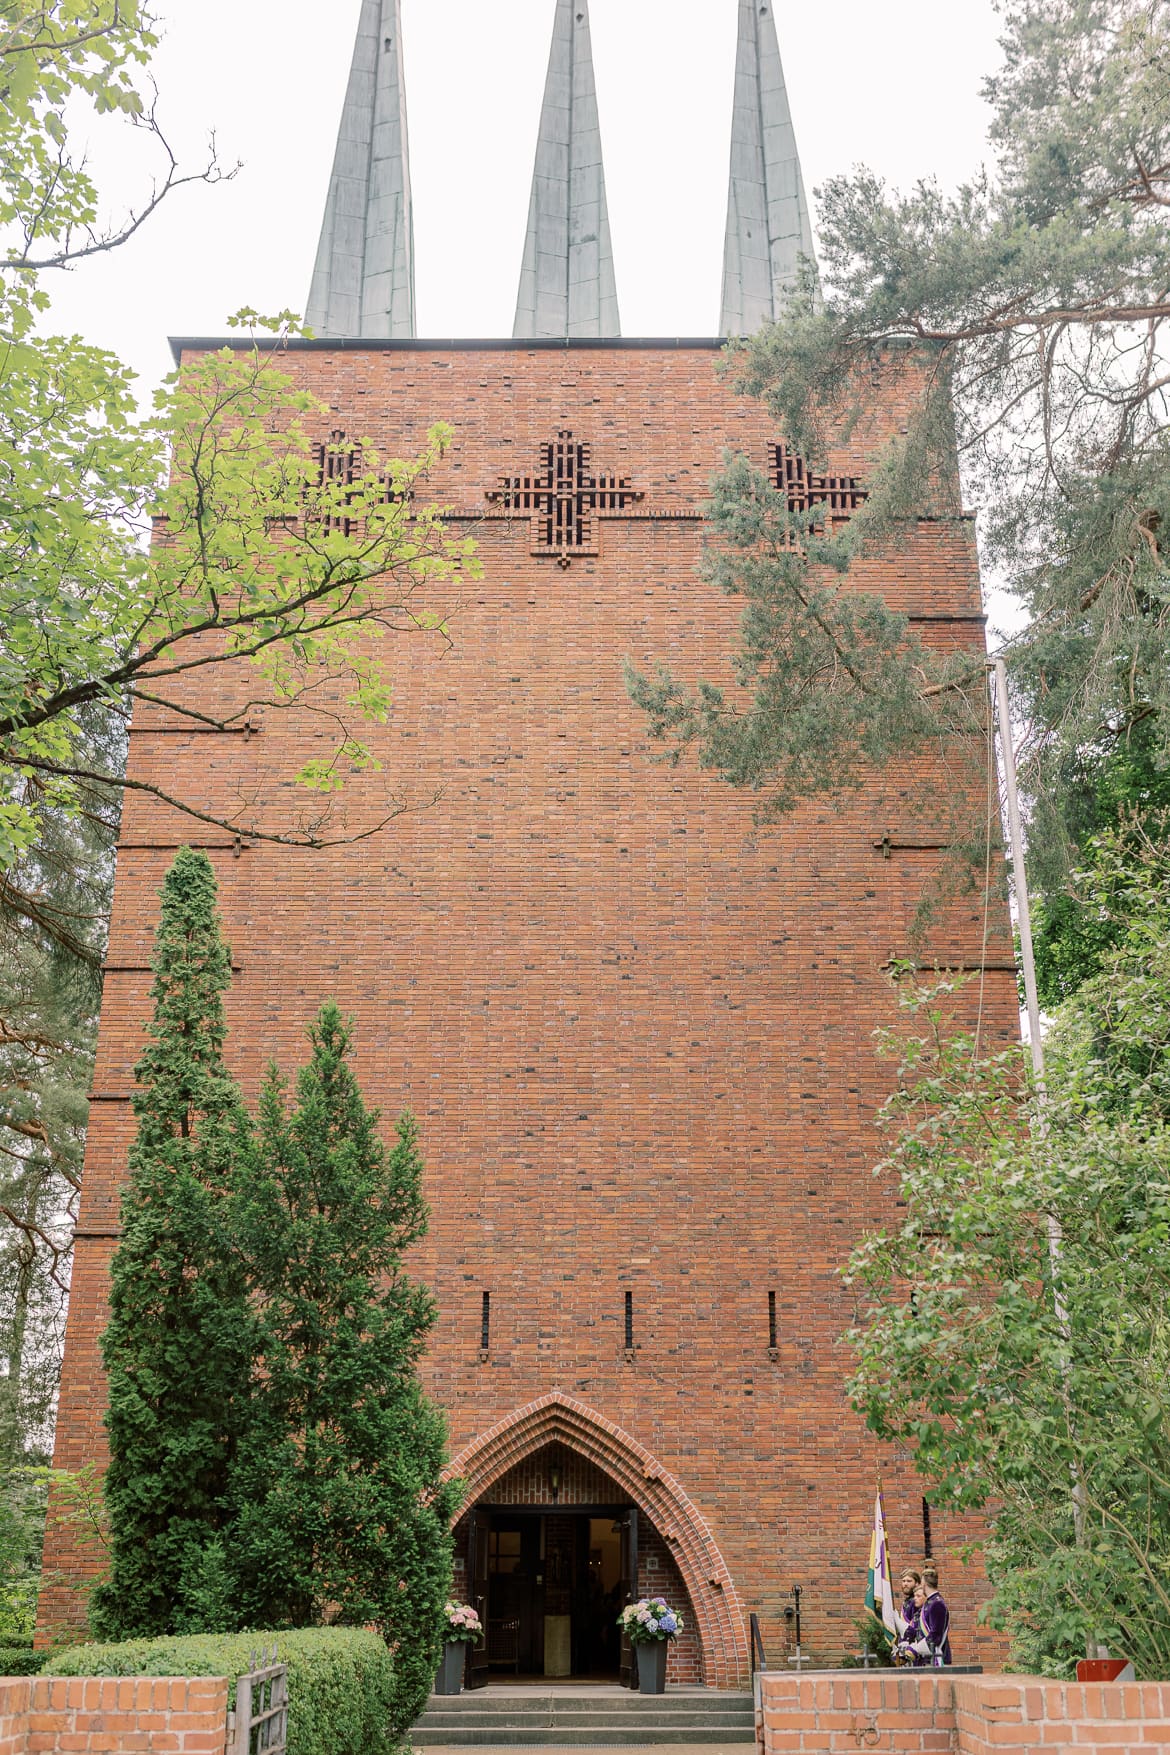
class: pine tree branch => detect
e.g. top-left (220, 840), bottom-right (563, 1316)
top-left (0, 872), bottom-right (104, 969)
top-left (901, 300), bottom-right (1170, 345)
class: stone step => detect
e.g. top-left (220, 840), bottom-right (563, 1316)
top-left (411, 1726), bottom-right (757, 1746)
top-left (420, 1694), bottom-right (753, 1715)
top-left (419, 1698), bottom-right (750, 1712)
top-left (411, 1688), bottom-right (759, 1746)
top-left (418, 1713), bottom-right (754, 1732)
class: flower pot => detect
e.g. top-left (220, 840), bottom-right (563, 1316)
top-left (636, 1640), bottom-right (668, 1695)
top-left (434, 1640), bottom-right (465, 1695)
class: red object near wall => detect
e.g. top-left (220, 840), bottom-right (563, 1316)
top-left (1076, 1658), bottom-right (1136, 1682)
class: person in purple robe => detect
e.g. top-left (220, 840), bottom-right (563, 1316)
top-left (893, 1570), bottom-right (922, 1665)
top-left (915, 1567), bottom-right (952, 1666)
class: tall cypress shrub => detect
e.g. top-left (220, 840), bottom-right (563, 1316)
top-left (231, 1003), bottom-right (458, 1724)
top-left (92, 848), bottom-right (253, 1638)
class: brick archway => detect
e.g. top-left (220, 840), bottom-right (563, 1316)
top-left (444, 1392), bottom-right (748, 1689)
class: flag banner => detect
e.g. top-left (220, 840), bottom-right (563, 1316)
top-left (865, 1488), bottom-right (904, 1644)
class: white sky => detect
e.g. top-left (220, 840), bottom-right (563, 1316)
top-left (42, 0), bottom-right (1006, 394)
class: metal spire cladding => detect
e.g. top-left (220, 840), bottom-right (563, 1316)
top-left (514, 0), bottom-right (621, 340)
top-left (306, 0), bottom-right (415, 339)
top-left (721, 0), bottom-right (816, 335)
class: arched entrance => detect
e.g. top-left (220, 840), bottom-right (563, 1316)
top-left (445, 1392), bottom-right (748, 1690)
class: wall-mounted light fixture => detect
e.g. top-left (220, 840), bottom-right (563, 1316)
top-left (549, 1463), bottom-right (561, 1504)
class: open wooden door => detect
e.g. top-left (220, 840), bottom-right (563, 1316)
top-left (618, 1507), bottom-right (639, 1689)
top-left (465, 1510), bottom-right (490, 1690)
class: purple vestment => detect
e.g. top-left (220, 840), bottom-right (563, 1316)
top-left (919, 1592), bottom-right (952, 1665)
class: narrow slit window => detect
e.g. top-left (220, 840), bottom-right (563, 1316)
top-left (922, 1497), bottom-right (933, 1560)
top-left (624, 1290), bottom-right (634, 1349)
top-left (768, 1290), bottom-right (777, 1350)
top-left (480, 1291), bottom-right (490, 1352)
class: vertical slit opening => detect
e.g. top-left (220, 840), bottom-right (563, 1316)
top-left (768, 1289), bottom-right (777, 1350)
top-left (922, 1497), bottom-right (933, 1560)
top-left (480, 1290), bottom-right (490, 1353)
top-left (624, 1290), bottom-right (634, 1349)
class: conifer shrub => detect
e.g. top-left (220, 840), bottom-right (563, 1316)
top-left (229, 1004), bottom-right (458, 1722)
top-left (92, 853), bottom-right (455, 1719)
top-left (51, 1628), bottom-right (398, 1755)
top-left (0, 1646), bottom-right (45, 1675)
top-left (93, 848), bottom-right (255, 1639)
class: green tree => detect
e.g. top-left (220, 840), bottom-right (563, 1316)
top-left (1032, 734), bottom-right (1170, 1004)
top-left (91, 848), bottom-right (255, 1639)
top-left (629, 0), bottom-right (1170, 989)
top-left (1, 0), bottom-right (475, 1459)
top-left (844, 832), bottom-right (1170, 1677)
top-left (0, 716), bottom-right (119, 1478)
top-left (231, 1005), bottom-right (457, 1727)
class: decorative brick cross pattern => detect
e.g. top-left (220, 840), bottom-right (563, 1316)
top-left (772, 442), bottom-right (867, 525)
top-left (312, 430), bottom-right (404, 535)
top-left (487, 431), bottom-right (643, 567)
top-left (314, 430), bottom-right (358, 535)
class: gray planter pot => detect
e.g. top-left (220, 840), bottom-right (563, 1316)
top-left (434, 1640), bottom-right (466, 1696)
top-left (636, 1640), bottom-right (668, 1694)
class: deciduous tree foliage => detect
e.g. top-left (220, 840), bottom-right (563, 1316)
top-left (845, 832), bottom-right (1170, 1677)
top-left (0, 1), bottom-right (476, 1448)
top-left (629, 0), bottom-right (1170, 986)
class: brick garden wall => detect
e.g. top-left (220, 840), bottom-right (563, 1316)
top-left (0, 1675), bottom-right (228, 1754)
top-left (760, 1671), bottom-right (1170, 1754)
top-left (953, 1676), bottom-right (1170, 1753)
top-left (0, 1682), bottom-right (26, 1755)
top-left (42, 340), bottom-right (1019, 1673)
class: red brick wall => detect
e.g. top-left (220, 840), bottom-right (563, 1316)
top-left (483, 1441), bottom-right (619, 1507)
top-left (953, 1676), bottom-right (1170, 1754)
top-left (0, 1675), bottom-right (227, 1754)
top-left (638, 1523), bottom-right (702, 1685)
top-left (761, 1670), bottom-right (956, 1752)
top-left (0, 1681), bottom-right (27, 1755)
top-left (760, 1672), bottom-right (1170, 1754)
top-left (42, 341), bottom-right (1019, 1673)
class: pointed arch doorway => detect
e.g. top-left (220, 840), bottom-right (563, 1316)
top-left (445, 1393), bottom-right (747, 1690)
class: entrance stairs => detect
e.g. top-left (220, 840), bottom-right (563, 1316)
top-left (411, 1684), bottom-right (757, 1746)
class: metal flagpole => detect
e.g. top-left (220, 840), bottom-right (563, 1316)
top-left (991, 658), bottom-right (1091, 1569)
top-left (992, 660), bottom-right (1045, 1090)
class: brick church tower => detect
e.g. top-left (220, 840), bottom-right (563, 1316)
top-left (42, 0), bottom-right (1017, 1678)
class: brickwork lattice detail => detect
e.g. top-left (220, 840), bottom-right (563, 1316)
top-left (772, 441), bottom-right (867, 524)
top-left (487, 432), bottom-right (643, 566)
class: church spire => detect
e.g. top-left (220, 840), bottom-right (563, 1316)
top-left (306, 0), bottom-right (415, 339)
top-left (514, 0), bottom-right (620, 340)
top-left (720, 0), bottom-right (816, 336)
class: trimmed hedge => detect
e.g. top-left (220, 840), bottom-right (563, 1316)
top-left (50, 1627), bottom-right (398, 1755)
top-left (0, 1646), bottom-right (46, 1675)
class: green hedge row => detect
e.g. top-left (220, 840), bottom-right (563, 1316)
top-left (0, 1647), bottom-right (47, 1676)
top-left (51, 1627), bottom-right (398, 1755)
